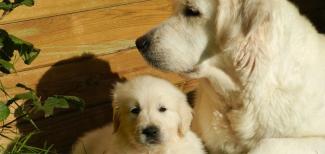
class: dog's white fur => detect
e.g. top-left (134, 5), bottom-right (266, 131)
top-left (72, 76), bottom-right (205, 154)
top-left (137, 0), bottom-right (325, 153)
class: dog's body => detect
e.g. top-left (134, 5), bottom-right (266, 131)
top-left (136, 0), bottom-right (325, 153)
top-left (72, 76), bottom-right (205, 154)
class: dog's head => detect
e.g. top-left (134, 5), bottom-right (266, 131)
top-left (136, 0), bottom-right (271, 74)
top-left (112, 76), bottom-right (192, 146)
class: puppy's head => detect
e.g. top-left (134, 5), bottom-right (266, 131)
top-left (136, 0), bottom-right (271, 74)
top-left (112, 76), bottom-right (192, 146)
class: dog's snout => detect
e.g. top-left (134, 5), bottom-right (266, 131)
top-left (142, 125), bottom-right (159, 138)
top-left (136, 35), bottom-right (151, 53)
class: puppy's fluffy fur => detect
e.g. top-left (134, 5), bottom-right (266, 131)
top-left (136, 0), bottom-right (325, 153)
top-left (72, 76), bottom-right (205, 154)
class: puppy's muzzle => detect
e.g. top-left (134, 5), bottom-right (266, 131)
top-left (136, 35), bottom-right (151, 54)
top-left (141, 125), bottom-right (160, 144)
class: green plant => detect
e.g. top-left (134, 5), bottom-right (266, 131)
top-left (4, 132), bottom-right (54, 154)
top-left (0, 29), bottom-right (40, 73)
top-left (0, 1), bottom-right (85, 153)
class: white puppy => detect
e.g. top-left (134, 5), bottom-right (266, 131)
top-left (136, 0), bottom-right (325, 153)
top-left (72, 76), bottom-right (205, 154)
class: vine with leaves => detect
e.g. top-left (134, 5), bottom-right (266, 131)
top-left (0, 0), bottom-right (85, 153)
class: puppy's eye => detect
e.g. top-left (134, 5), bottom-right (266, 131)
top-left (159, 106), bottom-right (167, 112)
top-left (184, 6), bottom-right (201, 17)
top-left (130, 107), bottom-right (141, 114)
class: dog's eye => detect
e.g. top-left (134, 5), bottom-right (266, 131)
top-left (184, 6), bottom-right (201, 17)
top-left (131, 107), bottom-right (141, 114)
top-left (159, 106), bottom-right (167, 112)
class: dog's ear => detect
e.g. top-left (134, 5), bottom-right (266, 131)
top-left (215, 0), bottom-right (271, 46)
top-left (112, 82), bottom-right (123, 134)
top-left (112, 104), bottom-right (120, 134)
top-left (186, 90), bottom-right (196, 108)
top-left (241, 0), bottom-right (271, 36)
top-left (178, 100), bottom-right (193, 137)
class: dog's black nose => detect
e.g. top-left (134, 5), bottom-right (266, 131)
top-left (142, 125), bottom-right (159, 138)
top-left (136, 35), bottom-right (151, 53)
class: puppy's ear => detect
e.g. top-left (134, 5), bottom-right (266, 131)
top-left (178, 100), bottom-right (193, 137)
top-left (112, 104), bottom-right (120, 134)
top-left (186, 90), bottom-right (196, 108)
top-left (112, 82), bottom-right (123, 134)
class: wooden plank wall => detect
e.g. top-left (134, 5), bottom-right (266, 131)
top-left (0, 0), bottom-right (197, 153)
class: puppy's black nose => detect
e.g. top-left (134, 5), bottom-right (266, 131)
top-left (136, 35), bottom-right (151, 53)
top-left (142, 125), bottom-right (159, 138)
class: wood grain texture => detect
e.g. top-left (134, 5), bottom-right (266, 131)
top-left (0, 0), bottom-right (171, 73)
top-left (0, 0), bottom-right (146, 24)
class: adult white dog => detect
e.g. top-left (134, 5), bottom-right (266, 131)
top-left (72, 76), bottom-right (205, 154)
top-left (135, 0), bottom-right (325, 153)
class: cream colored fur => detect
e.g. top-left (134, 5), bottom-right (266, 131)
top-left (72, 76), bottom-right (205, 154)
top-left (136, 0), bottom-right (325, 153)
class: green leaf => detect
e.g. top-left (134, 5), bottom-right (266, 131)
top-left (9, 35), bottom-right (40, 64)
top-left (0, 59), bottom-right (13, 73)
top-left (9, 34), bottom-right (32, 45)
top-left (19, 46), bottom-right (40, 64)
top-left (14, 91), bottom-right (37, 100)
top-left (7, 91), bottom-right (38, 106)
top-left (0, 102), bottom-right (10, 121)
top-left (55, 95), bottom-right (85, 111)
top-left (0, 29), bottom-right (39, 73)
top-left (43, 97), bottom-right (70, 117)
top-left (0, 0), bottom-right (35, 12)
top-left (42, 95), bottom-right (85, 117)
top-left (0, 2), bottom-right (13, 11)
top-left (0, 29), bottom-right (15, 62)
top-left (18, 0), bottom-right (34, 6)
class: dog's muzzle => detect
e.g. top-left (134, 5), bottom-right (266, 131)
top-left (141, 125), bottom-right (160, 144)
top-left (135, 33), bottom-right (169, 71)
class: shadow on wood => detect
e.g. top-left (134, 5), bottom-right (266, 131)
top-left (7, 54), bottom-right (125, 153)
